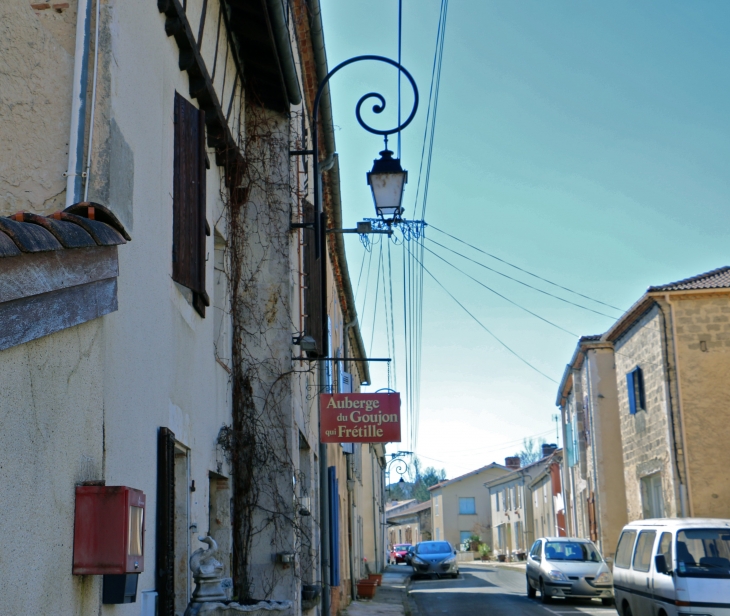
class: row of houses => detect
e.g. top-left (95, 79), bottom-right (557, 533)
top-left (1, 1), bottom-right (389, 614)
top-left (384, 446), bottom-right (568, 561)
top-left (386, 268), bottom-right (730, 565)
top-left (556, 266), bottom-right (730, 562)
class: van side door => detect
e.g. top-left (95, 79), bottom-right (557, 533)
top-left (651, 532), bottom-right (675, 615)
top-left (631, 530), bottom-right (658, 615)
top-left (613, 529), bottom-right (638, 614)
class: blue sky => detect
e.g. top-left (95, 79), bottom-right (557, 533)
top-left (320, 0), bottom-right (730, 478)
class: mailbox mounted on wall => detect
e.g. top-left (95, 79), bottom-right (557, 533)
top-left (73, 485), bottom-right (146, 575)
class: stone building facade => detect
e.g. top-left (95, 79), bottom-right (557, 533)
top-left (556, 266), bottom-right (730, 558)
top-left (603, 267), bottom-right (730, 523)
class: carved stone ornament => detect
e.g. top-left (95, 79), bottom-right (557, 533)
top-left (184, 536), bottom-right (293, 616)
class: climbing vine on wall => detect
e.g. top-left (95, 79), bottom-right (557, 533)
top-left (215, 102), bottom-right (317, 601)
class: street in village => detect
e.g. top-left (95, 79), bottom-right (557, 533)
top-left (350, 564), bottom-right (616, 616)
top-left (3, 1), bottom-right (730, 614)
top-left (408, 564), bottom-right (613, 616)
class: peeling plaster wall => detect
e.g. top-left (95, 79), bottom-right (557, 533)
top-left (0, 319), bottom-right (104, 615)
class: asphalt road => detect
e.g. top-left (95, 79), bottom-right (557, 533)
top-left (407, 564), bottom-right (617, 616)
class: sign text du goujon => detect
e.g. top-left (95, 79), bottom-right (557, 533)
top-left (320, 393), bottom-right (401, 444)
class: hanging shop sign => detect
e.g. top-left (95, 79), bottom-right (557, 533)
top-left (320, 393), bottom-right (401, 443)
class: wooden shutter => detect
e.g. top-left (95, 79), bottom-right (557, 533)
top-left (587, 492), bottom-right (598, 542)
top-left (173, 92), bottom-right (208, 317)
top-left (626, 371), bottom-right (637, 415)
top-left (302, 201), bottom-right (322, 356)
top-left (157, 427), bottom-right (176, 616)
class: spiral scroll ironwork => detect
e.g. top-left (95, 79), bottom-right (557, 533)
top-left (314, 55), bottom-right (419, 140)
top-left (387, 457), bottom-right (409, 479)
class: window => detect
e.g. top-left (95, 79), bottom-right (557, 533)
top-left (632, 531), bottom-right (657, 572)
top-left (173, 92), bottom-right (208, 317)
top-left (501, 490), bottom-right (507, 511)
top-left (435, 528), bottom-right (440, 540)
top-left (677, 529), bottom-right (730, 578)
top-left (515, 485), bottom-right (521, 509)
top-left (459, 497), bottom-right (476, 515)
top-left (460, 531), bottom-right (472, 547)
top-left (641, 472), bottom-right (665, 519)
top-left (657, 532), bottom-right (672, 569)
top-left (626, 366), bottom-right (646, 414)
top-left (514, 521), bottom-right (523, 550)
top-left (530, 541), bottom-right (542, 559)
top-left (615, 530), bottom-right (637, 569)
top-left (434, 497), bottom-right (439, 516)
top-left (495, 492), bottom-right (500, 512)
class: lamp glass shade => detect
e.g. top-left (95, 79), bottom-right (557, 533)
top-left (367, 150), bottom-right (407, 220)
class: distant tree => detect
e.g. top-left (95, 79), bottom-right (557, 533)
top-left (515, 438), bottom-right (546, 466)
top-left (409, 457), bottom-right (447, 502)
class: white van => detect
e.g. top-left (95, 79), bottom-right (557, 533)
top-left (613, 518), bottom-right (730, 616)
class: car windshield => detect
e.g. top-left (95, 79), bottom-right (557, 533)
top-left (417, 542), bottom-right (452, 555)
top-left (394, 545), bottom-right (410, 551)
top-left (677, 529), bottom-right (730, 578)
top-left (544, 541), bottom-right (601, 562)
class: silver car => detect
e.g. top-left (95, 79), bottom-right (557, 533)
top-left (410, 541), bottom-right (460, 579)
top-left (526, 537), bottom-right (614, 606)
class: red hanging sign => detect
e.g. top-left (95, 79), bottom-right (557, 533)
top-left (320, 393), bottom-right (401, 443)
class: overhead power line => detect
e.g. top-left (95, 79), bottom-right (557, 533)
top-left (425, 237), bottom-right (616, 319)
top-left (407, 242), bottom-right (559, 384)
top-left (422, 242), bottom-right (578, 336)
top-left (429, 224), bottom-right (624, 312)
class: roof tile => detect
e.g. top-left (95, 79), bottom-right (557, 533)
top-left (648, 266), bottom-right (730, 292)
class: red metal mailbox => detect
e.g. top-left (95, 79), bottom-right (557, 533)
top-left (73, 485), bottom-right (146, 575)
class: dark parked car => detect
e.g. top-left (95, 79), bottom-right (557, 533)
top-left (390, 543), bottom-right (412, 565)
top-left (410, 541), bottom-right (459, 579)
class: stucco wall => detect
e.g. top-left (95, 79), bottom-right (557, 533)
top-left (585, 347), bottom-right (627, 558)
top-left (438, 466), bottom-right (508, 550)
top-left (614, 306), bottom-right (678, 522)
top-left (0, 1), bottom-right (75, 214)
top-left (669, 293), bottom-right (730, 517)
top-left (0, 320), bottom-right (104, 615)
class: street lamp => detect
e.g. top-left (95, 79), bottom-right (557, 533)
top-left (367, 149), bottom-right (407, 222)
top-left (309, 55), bottom-right (418, 616)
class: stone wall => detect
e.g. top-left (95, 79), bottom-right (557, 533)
top-left (669, 293), bottom-right (730, 517)
top-left (613, 305), bottom-right (678, 521)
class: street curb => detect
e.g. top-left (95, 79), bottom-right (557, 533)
top-left (403, 575), bottom-right (420, 616)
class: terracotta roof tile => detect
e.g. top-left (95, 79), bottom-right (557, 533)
top-left (648, 266), bottom-right (730, 292)
top-left (0, 203), bottom-right (129, 258)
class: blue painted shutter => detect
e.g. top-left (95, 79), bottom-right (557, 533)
top-left (565, 420), bottom-right (574, 467)
top-left (627, 370), bottom-right (637, 415)
top-left (328, 466), bottom-right (340, 587)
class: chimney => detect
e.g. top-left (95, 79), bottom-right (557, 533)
top-left (542, 443), bottom-right (558, 458)
top-left (505, 456), bottom-right (521, 470)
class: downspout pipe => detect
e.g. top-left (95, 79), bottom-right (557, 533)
top-left (65, 0), bottom-right (93, 207)
top-left (265, 0), bottom-right (302, 106)
top-left (308, 0), bottom-right (336, 158)
top-left (346, 455), bottom-right (357, 601)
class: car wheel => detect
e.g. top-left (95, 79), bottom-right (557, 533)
top-left (540, 579), bottom-right (551, 604)
top-left (526, 576), bottom-right (536, 599)
top-left (622, 602), bottom-right (633, 616)
top-left (601, 597), bottom-right (614, 607)
top-left (451, 572), bottom-right (459, 579)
